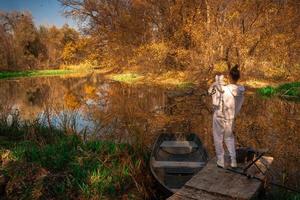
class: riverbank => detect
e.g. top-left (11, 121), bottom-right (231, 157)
top-left (0, 119), bottom-right (299, 199)
top-left (0, 120), bottom-right (152, 199)
top-left (0, 69), bottom-right (82, 79)
top-left (0, 68), bottom-right (270, 86)
top-left (258, 82), bottom-right (300, 100)
top-left (0, 68), bottom-right (292, 88)
top-left (1, 68), bottom-right (299, 102)
top-left (0, 68), bottom-right (194, 89)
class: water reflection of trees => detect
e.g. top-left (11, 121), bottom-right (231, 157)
top-left (0, 76), bottom-right (299, 188)
top-left (236, 96), bottom-right (300, 187)
top-left (89, 84), bottom-right (300, 188)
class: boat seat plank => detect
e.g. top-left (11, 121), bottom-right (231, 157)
top-left (165, 168), bottom-right (197, 174)
top-left (150, 133), bottom-right (209, 194)
top-left (152, 160), bottom-right (206, 168)
top-left (160, 141), bottom-right (198, 149)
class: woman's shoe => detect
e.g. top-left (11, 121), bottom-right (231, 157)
top-left (231, 160), bottom-right (237, 168)
top-left (217, 164), bottom-right (224, 169)
top-left (216, 160), bottom-right (225, 168)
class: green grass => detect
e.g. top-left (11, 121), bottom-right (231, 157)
top-left (176, 81), bottom-right (195, 89)
top-left (110, 73), bottom-right (143, 83)
top-left (257, 86), bottom-right (277, 97)
top-left (14, 138), bottom-right (134, 195)
top-left (0, 118), bottom-right (149, 199)
top-left (0, 69), bottom-right (79, 79)
top-left (257, 82), bottom-right (300, 100)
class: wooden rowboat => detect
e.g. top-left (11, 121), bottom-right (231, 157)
top-left (150, 133), bottom-right (209, 195)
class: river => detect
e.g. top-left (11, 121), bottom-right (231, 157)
top-left (0, 74), bottom-right (299, 191)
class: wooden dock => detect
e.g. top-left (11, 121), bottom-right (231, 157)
top-left (168, 156), bottom-right (273, 200)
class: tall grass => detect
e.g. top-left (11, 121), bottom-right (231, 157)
top-left (0, 113), bottom-right (151, 199)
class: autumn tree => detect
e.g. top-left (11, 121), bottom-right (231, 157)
top-left (60, 0), bottom-right (300, 78)
top-left (0, 19), bottom-right (14, 69)
top-left (61, 37), bottom-right (90, 64)
top-left (39, 24), bottom-right (80, 68)
top-left (0, 11), bottom-right (47, 70)
top-left (195, 0), bottom-right (300, 76)
top-left (0, 11), bottom-right (82, 70)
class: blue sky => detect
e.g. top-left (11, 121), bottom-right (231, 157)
top-left (0, 0), bottom-right (77, 28)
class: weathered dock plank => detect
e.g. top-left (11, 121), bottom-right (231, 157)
top-left (168, 156), bottom-right (273, 200)
top-left (171, 185), bottom-right (233, 200)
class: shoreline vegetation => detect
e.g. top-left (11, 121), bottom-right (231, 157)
top-left (0, 68), bottom-right (195, 89)
top-left (258, 82), bottom-right (300, 100)
top-left (0, 117), bottom-right (151, 199)
top-left (0, 69), bottom-right (87, 79)
top-left (1, 68), bottom-right (299, 100)
top-left (0, 114), bottom-right (299, 199)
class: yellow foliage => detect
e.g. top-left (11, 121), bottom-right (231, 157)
top-left (61, 38), bottom-right (94, 66)
top-left (214, 61), bottom-right (228, 74)
top-left (0, 150), bottom-right (14, 165)
top-left (64, 93), bottom-right (81, 110)
top-left (264, 66), bottom-right (287, 80)
top-left (61, 42), bottom-right (77, 62)
top-left (171, 48), bottom-right (191, 68)
top-left (84, 84), bottom-right (97, 99)
top-left (132, 42), bottom-right (169, 71)
top-left (84, 85), bottom-right (96, 96)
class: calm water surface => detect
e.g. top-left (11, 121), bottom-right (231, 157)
top-left (0, 74), bottom-right (299, 189)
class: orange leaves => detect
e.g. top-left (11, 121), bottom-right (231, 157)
top-left (84, 84), bottom-right (96, 96)
top-left (64, 93), bottom-right (81, 110)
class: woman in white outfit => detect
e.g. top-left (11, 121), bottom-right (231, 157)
top-left (208, 65), bottom-right (245, 168)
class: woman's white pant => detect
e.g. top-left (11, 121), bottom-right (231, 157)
top-left (213, 114), bottom-right (236, 166)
